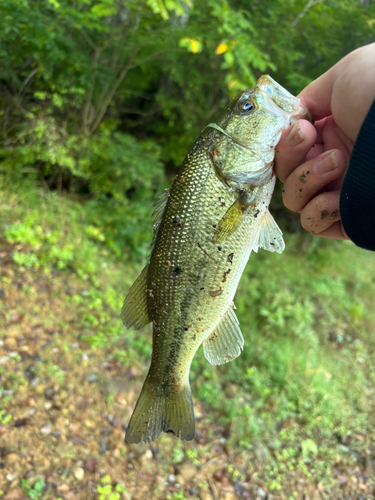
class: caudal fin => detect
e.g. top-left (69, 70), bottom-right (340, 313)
top-left (125, 377), bottom-right (195, 444)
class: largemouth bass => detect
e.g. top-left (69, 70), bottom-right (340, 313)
top-left (122, 75), bottom-right (311, 444)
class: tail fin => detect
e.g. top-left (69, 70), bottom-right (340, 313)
top-left (125, 377), bottom-right (195, 444)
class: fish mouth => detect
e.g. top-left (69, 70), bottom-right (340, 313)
top-left (292, 106), bottom-right (314, 124)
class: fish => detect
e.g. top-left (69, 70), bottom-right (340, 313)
top-left (121, 75), bottom-right (311, 444)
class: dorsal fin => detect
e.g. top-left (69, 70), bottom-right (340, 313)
top-left (150, 188), bottom-right (170, 253)
top-left (203, 303), bottom-right (244, 365)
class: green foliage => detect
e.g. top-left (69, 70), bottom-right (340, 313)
top-left (21, 477), bottom-right (46, 500)
top-left (97, 475), bottom-right (126, 500)
top-left (1, 0), bottom-right (375, 491)
top-left (0, 410), bottom-right (12, 425)
top-left (1, 0), bottom-right (374, 204)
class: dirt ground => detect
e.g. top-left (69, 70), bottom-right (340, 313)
top-left (1, 240), bottom-right (374, 500)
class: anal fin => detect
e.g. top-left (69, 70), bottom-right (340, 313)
top-left (203, 304), bottom-right (244, 365)
top-left (121, 265), bottom-right (150, 330)
top-left (253, 209), bottom-right (285, 254)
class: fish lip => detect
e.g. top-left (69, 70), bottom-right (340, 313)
top-left (293, 106), bottom-right (314, 124)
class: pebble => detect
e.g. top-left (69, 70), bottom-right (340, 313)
top-left (4, 488), bottom-right (25, 499)
top-left (84, 373), bottom-right (98, 383)
top-left (73, 467), bottom-right (85, 481)
top-left (199, 486), bottom-right (214, 500)
top-left (168, 474), bottom-right (176, 484)
top-left (179, 462), bottom-right (197, 481)
top-left (58, 484), bottom-right (70, 492)
top-left (4, 338), bottom-right (17, 349)
top-left (140, 449), bottom-right (153, 466)
top-left (40, 423), bottom-right (52, 435)
top-left (257, 487), bottom-right (267, 499)
top-left (6, 453), bottom-right (18, 465)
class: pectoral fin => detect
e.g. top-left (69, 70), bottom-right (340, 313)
top-left (215, 191), bottom-right (253, 242)
top-left (253, 209), bottom-right (285, 254)
top-left (121, 265), bottom-right (150, 330)
top-left (203, 304), bottom-right (244, 365)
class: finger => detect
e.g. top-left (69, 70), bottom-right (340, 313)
top-left (275, 119), bottom-right (317, 182)
top-left (282, 150), bottom-right (347, 213)
top-left (305, 143), bottom-right (324, 161)
top-left (313, 221), bottom-right (349, 240)
top-left (298, 71), bottom-right (337, 120)
top-left (300, 190), bottom-right (349, 240)
top-left (299, 44), bottom-right (375, 140)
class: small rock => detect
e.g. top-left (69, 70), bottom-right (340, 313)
top-left (257, 487), bottom-right (267, 499)
top-left (73, 467), bottom-right (84, 481)
top-left (0, 426), bottom-right (9, 435)
top-left (0, 446), bottom-right (10, 457)
top-left (168, 474), bottom-right (176, 484)
top-left (179, 462), bottom-right (197, 481)
top-left (140, 449), bottom-right (153, 466)
top-left (8, 313), bottom-right (23, 325)
top-left (99, 439), bottom-right (109, 455)
top-left (222, 493), bottom-right (236, 500)
top-left (40, 423), bottom-right (52, 435)
top-left (84, 373), bottom-right (98, 383)
top-left (4, 338), bottom-right (17, 350)
top-left (84, 457), bottom-right (98, 472)
top-left (6, 453), bottom-right (18, 465)
top-left (14, 418), bottom-right (28, 427)
top-left (58, 484), bottom-right (70, 492)
top-left (4, 488), bottom-right (25, 499)
top-left (44, 402), bottom-right (52, 410)
top-left (64, 493), bottom-right (76, 500)
top-left (176, 474), bottom-right (185, 485)
top-left (200, 486), bottom-right (214, 500)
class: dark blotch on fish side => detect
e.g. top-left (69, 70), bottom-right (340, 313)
top-left (173, 267), bottom-right (183, 277)
top-left (228, 253), bottom-right (234, 264)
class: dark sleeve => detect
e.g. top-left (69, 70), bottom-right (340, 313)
top-left (340, 100), bottom-right (375, 251)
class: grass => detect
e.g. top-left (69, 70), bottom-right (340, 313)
top-left (1, 174), bottom-right (375, 495)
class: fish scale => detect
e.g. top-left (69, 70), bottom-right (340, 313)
top-left (121, 75), bottom-right (311, 444)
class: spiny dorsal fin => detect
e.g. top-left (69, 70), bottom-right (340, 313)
top-left (121, 265), bottom-right (150, 330)
top-left (203, 303), bottom-right (244, 365)
top-left (253, 209), bottom-right (285, 254)
top-left (150, 188), bottom-right (170, 253)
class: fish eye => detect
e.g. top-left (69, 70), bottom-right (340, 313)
top-left (239, 99), bottom-right (255, 114)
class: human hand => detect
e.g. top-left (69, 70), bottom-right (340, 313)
top-left (275, 43), bottom-right (375, 240)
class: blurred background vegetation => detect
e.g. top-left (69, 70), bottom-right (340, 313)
top-left (1, 0), bottom-right (375, 497)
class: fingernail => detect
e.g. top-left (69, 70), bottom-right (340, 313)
top-left (314, 151), bottom-right (338, 174)
top-left (286, 122), bottom-right (304, 147)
